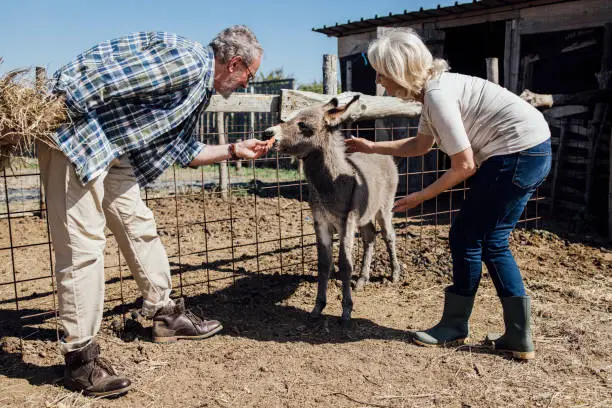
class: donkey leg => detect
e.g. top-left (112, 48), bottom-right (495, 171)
top-left (311, 218), bottom-right (333, 319)
top-left (355, 222), bottom-right (376, 291)
top-left (339, 216), bottom-right (357, 325)
top-left (377, 211), bottom-right (401, 283)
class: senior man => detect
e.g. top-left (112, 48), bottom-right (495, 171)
top-left (34, 25), bottom-right (268, 397)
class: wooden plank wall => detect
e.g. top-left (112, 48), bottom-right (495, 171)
top-left (332, 0), bottom-right (612, 228)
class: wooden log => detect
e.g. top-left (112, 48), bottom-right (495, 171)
top-left (319, 55), bottom-right (340, 175)
top-left (207, 93), bottom-right (279, 113)
top-left (486, 57), bottom-right (499, 84)
top-left (280, 89), bottom-right (422, 122)
top-left (323, 54), bottom-right (338, 96)
top-left (217, 113), bottom-right (229, 199)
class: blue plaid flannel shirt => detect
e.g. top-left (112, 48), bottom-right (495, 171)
top-left (51, 31), bottom-right (214, 186)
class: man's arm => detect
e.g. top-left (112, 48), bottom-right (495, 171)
top-left (188, 139), bottom-right (269, 167)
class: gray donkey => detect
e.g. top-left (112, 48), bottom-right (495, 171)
top-left (264, 95), bottom-right (400, 324)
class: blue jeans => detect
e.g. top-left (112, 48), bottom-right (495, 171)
top-left (449, 139), bottom-right (552, 298)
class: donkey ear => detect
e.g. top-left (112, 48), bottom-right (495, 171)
top-left (323, 94), bottom-right (361, 127)
top-left (323, 98), bottom-right (339, 109)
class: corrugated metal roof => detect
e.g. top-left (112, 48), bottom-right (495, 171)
top-left (312, 0), bottom-right (566, 37)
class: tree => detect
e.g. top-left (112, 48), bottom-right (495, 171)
top-left (298, 81), bottom-right (323, 93)
top-left (257, 68), bottom-right (291, 81)
top-left (298, 80), bottom-right (341, 94)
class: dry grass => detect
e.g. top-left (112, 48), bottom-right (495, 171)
top-left (0, 62), bottom-right (66, 169)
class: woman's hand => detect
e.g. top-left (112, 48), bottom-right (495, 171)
top-left (392, 192), bottom-right (425, 212)
top-left (235, 138), bottom-right (270, 159)
top-left (345, 135), bottom-right (375, 153)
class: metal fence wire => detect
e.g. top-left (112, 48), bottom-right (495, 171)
top-left (0, 113), bottom-right (545, 350)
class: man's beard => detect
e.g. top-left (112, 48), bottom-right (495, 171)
top-left (217, 73), bottom-right (244, 98)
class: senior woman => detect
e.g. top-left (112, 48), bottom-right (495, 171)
top-left (346, 29), bottom-right (551, 360)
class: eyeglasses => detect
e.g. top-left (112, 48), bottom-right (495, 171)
top-left (242, 59), bottom-right (255, 84)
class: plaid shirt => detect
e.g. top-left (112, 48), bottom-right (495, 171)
top-left (51, 32), bottom-right (214, 186)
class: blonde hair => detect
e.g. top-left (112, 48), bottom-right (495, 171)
top-left (367, 28), bottom-right (449, 100)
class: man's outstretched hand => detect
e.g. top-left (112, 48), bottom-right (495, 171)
top-left (235, 138), bottom-right (270, 159)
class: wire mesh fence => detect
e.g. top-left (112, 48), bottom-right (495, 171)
top-left (0, 109), bottom-right (545, 350)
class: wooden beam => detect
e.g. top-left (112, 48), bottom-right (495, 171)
top-left (486, 57), bottom-right (499, 84)
top-left (35, 67), bottom-right (47, 220)
top-left (436, 9), bottom-right (519, 29)
top-left (609, 125), bottom-right (612, 241)
top-left (504, 20), bottom-right (512, 89)
top-left (280, 90), bottom-right (422, 122)
top-left (216, 113), bottom-right (228, 199)
top-left (586, 23), bottom-right (612, 215)
top-left (206, 94), bottom-right (280, 113)
top-left (543, 105), bottom-right (589, 119)
top-left (506, 20), bottom-right (521, 93)
top-left (550, 121), bottom-right (566, 214)
top-left (323, 54), bottom-right (338, 96)
top-left (519, 0), bottom-right (612, 34)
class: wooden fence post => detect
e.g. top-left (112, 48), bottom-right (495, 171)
top-left (217, 113), bottom-right (229, 199)
top-left (486, 57), bottom-right (499, 84)
top-left (235, 138), bottom-right (242, 172)
top-left (609, 125), bottom-right (612, 241)
top-left (323, 54), bottom-right (338, 96)
top-left (586, 23), bottom-right (611, 214)
top-left (550, 120), bottom-right (566, 214)
top-left (35, 66), bottom-right (47, 219)
top-left (249, 86), bottom-right (255, 171)
top-left (504, 19), bottom-right (520, 92)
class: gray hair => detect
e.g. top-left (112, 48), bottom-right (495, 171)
top-left (209, 25), bottom-right (263, 65)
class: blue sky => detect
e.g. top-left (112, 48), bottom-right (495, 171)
top-left (1, 0), bottom-right (459, 86)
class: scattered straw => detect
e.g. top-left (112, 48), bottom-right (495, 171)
top-left (0, 61), bottom-right (67, 170)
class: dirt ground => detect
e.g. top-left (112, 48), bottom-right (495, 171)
top-left (0, 194), bottom-right (611, 408)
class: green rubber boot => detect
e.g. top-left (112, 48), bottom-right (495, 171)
top-left (412, 288), bottom-right (475, 347)
top-left (486, 296), bottom-right (535, 360)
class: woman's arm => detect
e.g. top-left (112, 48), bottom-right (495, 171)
top-left (393, 147), bottom-right (476, 212)
top-left (345, 132), bottom-right (434, 157)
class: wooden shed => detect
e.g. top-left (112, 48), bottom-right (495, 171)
top-left (314, 0), bottom-right (612, 234)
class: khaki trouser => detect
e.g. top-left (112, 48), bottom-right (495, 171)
top-left (37, 143), bottom-right (172, 354)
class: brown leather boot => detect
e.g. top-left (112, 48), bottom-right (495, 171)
top-left (64, 341), bottom-right (131, 397)
top-left (152, 298), bottom-right (223, 343)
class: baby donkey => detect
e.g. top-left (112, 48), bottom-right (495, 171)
top-left (264, 95), bottom-right (400, 324)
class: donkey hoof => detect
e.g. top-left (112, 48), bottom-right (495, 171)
top-left (353, 278), bottom-right (367, 291)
